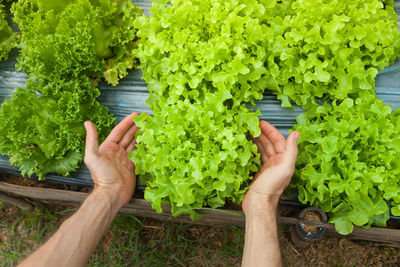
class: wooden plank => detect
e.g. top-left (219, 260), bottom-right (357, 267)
top-left (0, 181), bottom-right (399, 244)
top-left (0, 191), bottom-right (34, 211)
top-left (0, 181), bottom-right (245, 227)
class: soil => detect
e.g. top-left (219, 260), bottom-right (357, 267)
top-left (1, 174), bottom-right (400, 266)
top-left (281, 234), bottom-right (400, 266)
top-left (303, 211), bottom-right (322, 234)
top-left (1, 174), bottom-right (92, 192)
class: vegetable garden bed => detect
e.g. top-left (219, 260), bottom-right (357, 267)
top-left (1, 0), bottom-right (400, 241)
top-left (0, 178), bottom-right (399, 245)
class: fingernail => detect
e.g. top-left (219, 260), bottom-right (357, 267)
top-left (84, 121), bottom-right (89, 130)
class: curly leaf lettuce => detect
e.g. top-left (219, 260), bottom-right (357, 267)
top-left (292, 96), bottom-right (400, 234)
top-left (135, 0), bottom-right (400, 110)
top-left (0, 0), bottom-right (137, 179)
top-left (0, 0), bottom-right (16, 61)
top-left (133, 0), bottom-right (267, 218)
top-left (130, 99), bottom-right (261, 219)
top-left (0, 78), bottom-right (115, 180)
top-left (133, 0), bottom-right (399, 220)
top-left (134, 0), bottom-right (282, 109)
top-left (12, 0), bottom-right (142, 85)
top-left (273, 0), bottom-right (400, 108)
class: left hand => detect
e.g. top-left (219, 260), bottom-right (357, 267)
top-left (84, 113), bottom-right (139, 212)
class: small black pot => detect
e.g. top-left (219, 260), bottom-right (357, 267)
top-left (291, 207), bottom-right (327, 247)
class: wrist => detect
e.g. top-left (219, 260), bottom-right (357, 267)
top-left (243, 194), bottom-right (278, 218)
top-left (91, 187), bottom-right (123, 216)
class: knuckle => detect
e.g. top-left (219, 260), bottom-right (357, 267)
top-left (102, 143), bottom-right (118, 152)
top-left (127, 163), bottom-right (134, 171)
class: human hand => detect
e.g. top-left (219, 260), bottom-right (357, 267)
top-left (84, 113), bottom-right (139, 213)
top-left (242, 121), bottom-right (299, 216)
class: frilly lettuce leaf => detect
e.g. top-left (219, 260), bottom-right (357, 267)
top-left (0, 0), bottom-right (16, 61)
top-left (274, 0), bottom-right (400, 108)
top-left (12, 0), bottom-right (142, 85)
top-left (130, 98), bottom-right (261, 220)
top-left (135, 0), bottom-right (400, 110)
top-left (0, 78), bottom-right (115, 180)
top-left (132, 0), bottom-right (265, 218)
top-left (292, 96), bottom-right (400, 234)
top-left (134, 0), bottom-right (279, 109)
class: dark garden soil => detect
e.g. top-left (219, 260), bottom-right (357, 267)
top-left (1, 173), bottom-right (399, 266)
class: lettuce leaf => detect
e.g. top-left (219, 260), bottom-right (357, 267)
top-left (135, 0), bottom-right (400, 110)
top-left (0, 0), bottom-right (142, 179)
top-left (132, 0), bottom-right (268, 218)
top-left (0, 0), bottom-right (16, 61)
top-left (12, 0), bottom-right (142, 85)
top-left (273, 0), bottom-right (400, 108)
top-left (134, 0), bottom-right (280, 109)
top-left (292, 96), bottom-right (400, 234)
top-left (0, 77), bottom-right (115, 180)
top-left (130, 99), bottom-right (261, 219)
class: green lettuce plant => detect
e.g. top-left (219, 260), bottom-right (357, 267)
top-left (131, 0), bottom-right (400, 220)
top-left (0, 0), bottom-right (16, 61)
top-left (12, 0), bottom-right (142, 85)
top-left (0, 78), bottom-right (115, 180)
top-left (135, 0), bottom-right (400, 110)
top-left (132, 0), bottom-right (273, 218)
top-left (130, 92), bottom-right (261, 218)
top-left (269, 0), bottom-right (400, 108)
top-left (0, 0), bottom-right (144, 179)
top-left (292, 96), bottom-right (400, 234)
top-left (134, 0), bottom-right (285, 110)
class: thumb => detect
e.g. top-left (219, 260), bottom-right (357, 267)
top-left (284, 131), bottom-right (299, 167)
top-left (84, 121), bottom-right (99, 159)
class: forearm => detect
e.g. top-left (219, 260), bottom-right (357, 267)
top-left (242, 202), bottom-right (282, 267)
top-left (19, 189), bottom-right (119, 267)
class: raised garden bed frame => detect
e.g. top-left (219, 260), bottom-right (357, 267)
top-left (0, 180), bottom-right (399, 246)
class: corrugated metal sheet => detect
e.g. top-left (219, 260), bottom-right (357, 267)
top-left (1, 0), bottom-right (400, 186)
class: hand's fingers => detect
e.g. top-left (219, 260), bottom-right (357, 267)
top-left (84, 121), bottom-right (99, 158)
top-left (253, 136), bottom-right (268, 163)
top-left (258, 131), bottom-right (276, 157)
top-left (104, 112), bottom-right (138, 144)
top-left (126, 159), bottom-right (135, 172)
top-left (260, 121), bottom-right (286, 154)
top-left (126, 138), bottom-right (137, 153)
top-left (283, 131), bottom-right (300, 167)
top-left (119, 124), bottom-right (139, 148)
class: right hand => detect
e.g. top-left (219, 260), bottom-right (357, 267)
top-left (84, 113), bottom-right (139, 213)
top-left (242, 121), bottom-right (299, 216)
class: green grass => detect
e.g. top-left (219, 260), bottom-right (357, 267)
top-left (89, 214), bottom-right (244, 266)
top-left (0, 202), bottom-right (243, 266)
top-left (0, 202), bottom-right (76, 267)
top-left (1, 201), bottom-right (399, 266)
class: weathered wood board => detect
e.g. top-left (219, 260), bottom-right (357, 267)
top-left (1, 181), bottom-right (399, 245)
